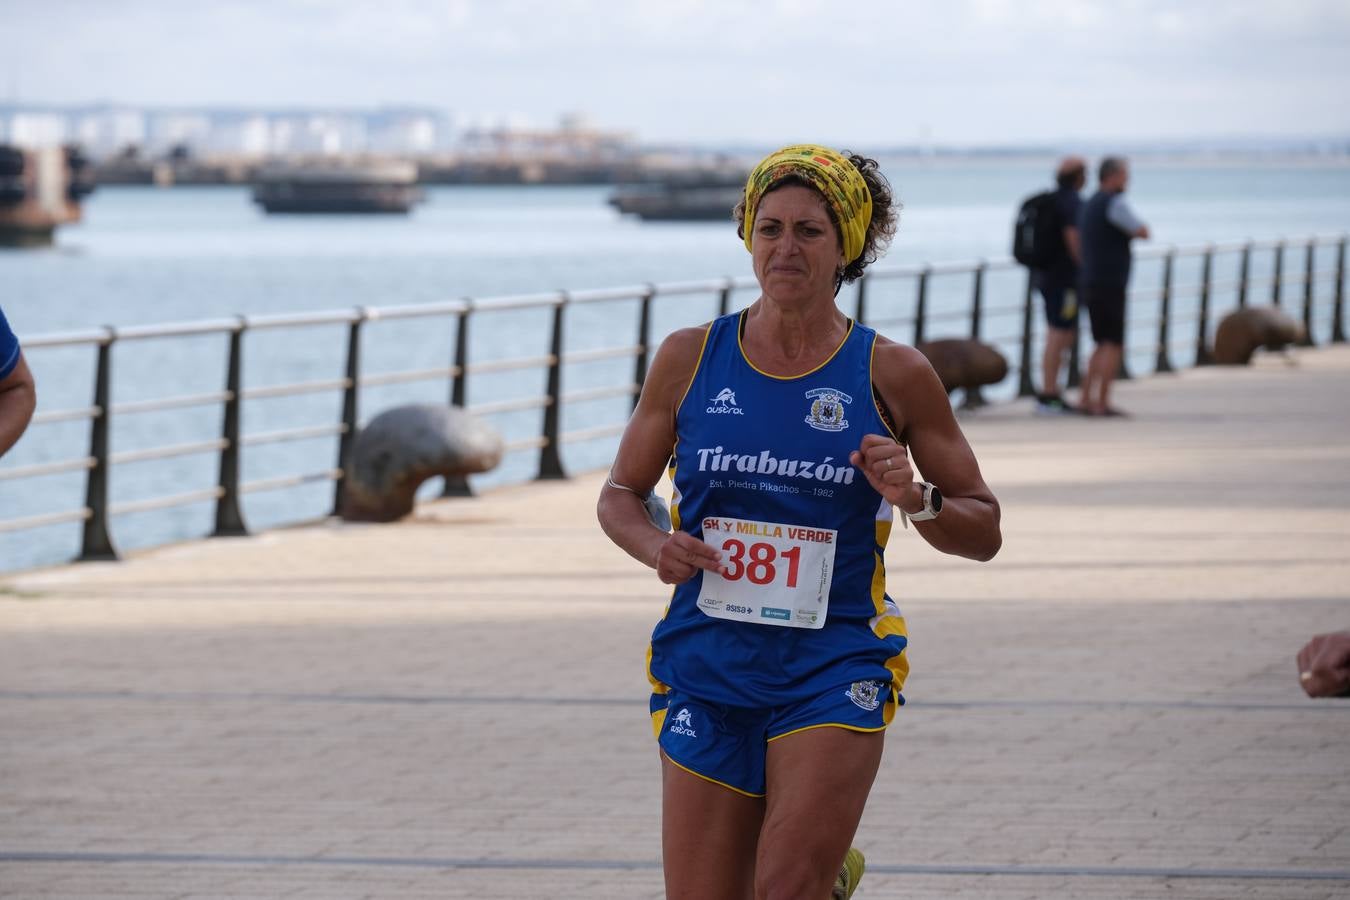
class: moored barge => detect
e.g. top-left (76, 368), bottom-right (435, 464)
top-left (252, 159), bottom-right (423, 214)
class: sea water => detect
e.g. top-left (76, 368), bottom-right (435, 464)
top-left (2, 157), bottom-right (1347, 571)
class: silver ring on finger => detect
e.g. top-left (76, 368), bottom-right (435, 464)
top-left (885, 457), bottom-right (894, 470)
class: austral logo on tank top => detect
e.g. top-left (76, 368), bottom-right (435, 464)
top-left (706, 387), bottom-right (744, 414)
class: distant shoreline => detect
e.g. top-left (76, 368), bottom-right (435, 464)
top-left (82, 148), bottom-right (1350, 189)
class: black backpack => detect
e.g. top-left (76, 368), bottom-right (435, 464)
top-left (1011, 190), bottom-right (1061, 268)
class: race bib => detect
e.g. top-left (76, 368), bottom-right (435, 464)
top-left (696, 516), bottom-right (836, 629)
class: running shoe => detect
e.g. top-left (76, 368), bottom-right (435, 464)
top-left (1034, 394), bottom-right (1072, 415)
top-left (832, 846), bottom-right (865, 899)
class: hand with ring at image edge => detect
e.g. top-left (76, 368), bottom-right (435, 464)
top-left (1296, 631), bottom-right (1350, 698)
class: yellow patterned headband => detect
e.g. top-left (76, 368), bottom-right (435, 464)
top-left (742, 144), bottom-right (873, 264)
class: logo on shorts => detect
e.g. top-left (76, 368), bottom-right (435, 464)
top-left (845, 680), bottom-right (882, 711)
top-left (707, 387), bottom-right (744, 415)
top-left (668, 707), bottom-right (698, 738)
top-left (804, 388), bottom-right (851, 432)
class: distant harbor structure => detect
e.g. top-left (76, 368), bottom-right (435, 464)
top-left (251, 159), bottom-right (423, 214)
top-left (608, 169), bottom-right (746, 221)
top-left (0, 144), bottom-right (96, 246)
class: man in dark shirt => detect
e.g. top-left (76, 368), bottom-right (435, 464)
top-left (0, 305), bottom-right (36, 458)
top-left (1078, 156), bottom-right (1150, 417)
top-left (1034, 157), bottom-right (1086, 414)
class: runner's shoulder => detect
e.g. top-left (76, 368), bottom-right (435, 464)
top-left (646, 324), bottom-right (713, 402)
top-left (871, 335), bottom-right (934, 382)
top-left (652, 324), bottom-right (712, 375)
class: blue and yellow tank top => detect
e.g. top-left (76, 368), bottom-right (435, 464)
top-left (647, 311), bottom-right (908, 709)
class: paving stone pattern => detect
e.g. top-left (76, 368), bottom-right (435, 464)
top-left (2, 347), bottom-right (1348, 898)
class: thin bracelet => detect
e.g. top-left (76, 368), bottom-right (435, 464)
top-left (606, 474), bottom-right (646, 498)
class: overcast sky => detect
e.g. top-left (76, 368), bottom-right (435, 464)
top-left (6, 0), bottom-right (1350, 147)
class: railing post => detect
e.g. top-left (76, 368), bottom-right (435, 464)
top-left (912, 267), bottom-right (930, 347)
top-left (537, 293), bottom-right (568, 481)
top-left (632, 285), bottom-right (655, 412)
top-left (212, 319), bottom-right (248, 536)
top-left (718, 279), bottom-right (733, 317)
top-left (1334, 237), bottom-right (1347, 344)
top-left (78, 331), bottom-right (118, 561)
top-left (1017, 269), bottom-right (1036, 397)
top-left (1237, 242), bottom-right (1251, 308)
top-left (1154, 250), bottom-right (1175, 374)
top-left (854, 274), bottom-right (868, 326)
top-left (1271, 240), bottom-right (1285, 307)
top-left (442, 302), bottom-right (474, 498)
top-left (332, 309), bottom-right (366, 517)
top-left (969, 262), bottom-right (985, 341)
top-left (961, 262), bottom-right (988, 409)
top-left (1195, 246), bottom-right (1214, 366)
top-left (1300, 239), bottom-right (1316, 346)
top-left (451, 304), bottom-right (471, 409)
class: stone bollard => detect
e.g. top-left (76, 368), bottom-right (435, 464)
top-left (915, 338), bottom-right (1009, 396)
top-left (1213, 306), bottom-right (1305, 365)
top-left (341, 404), bottom-right (504, 522)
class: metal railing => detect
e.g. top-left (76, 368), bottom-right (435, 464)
top-left (1, 233), bottom-right (1344, 565)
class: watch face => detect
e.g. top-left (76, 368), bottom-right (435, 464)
top-left (929, 486), bottom-right (943, 513)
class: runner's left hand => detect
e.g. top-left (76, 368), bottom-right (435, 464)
top-left (850, 434), bottom-right (920, 512)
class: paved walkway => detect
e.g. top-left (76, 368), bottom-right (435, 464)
top-left (2, 347), bottom-right (1349, 899)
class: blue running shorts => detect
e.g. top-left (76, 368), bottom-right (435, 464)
top-left (651, 681), bottom-right (900, 797)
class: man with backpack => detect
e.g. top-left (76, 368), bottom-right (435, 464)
top-left (1013, 157), bottom-right (1086, 413)
top-left (1078, 156), bottom-right (1150, 417)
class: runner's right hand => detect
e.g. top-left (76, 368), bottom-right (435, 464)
top-left (655, 531), bottom-right (723, 585)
